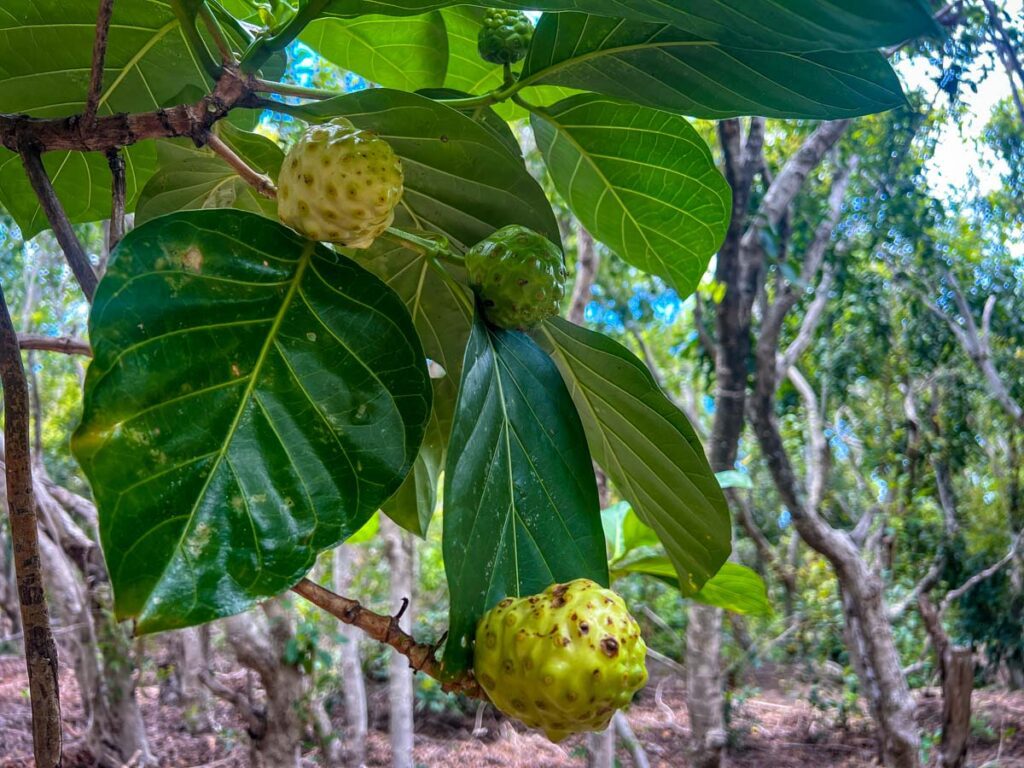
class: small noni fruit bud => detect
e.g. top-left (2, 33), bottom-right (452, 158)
top-left (477, 9), bottom-right (534, 65)
top-left (473, 579), bottom-right (648, 742)
top-left (277, 118), bottom-right (403, 249)
top-left (464, 224), bottom-right (567, 329)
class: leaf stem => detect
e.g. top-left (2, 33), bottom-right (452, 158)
top-left (252, 78), bottom-right (339, 101)
top-left (240, 0), bottom-right (331, 73)
top-left (170, 0), bottom-right (222, 79)
top-left (204, 132), bottom-right (278, 198)
top-left (198, 4), bottom-right (236, 65)
top-left (292, 578), bottom-right (484, 699)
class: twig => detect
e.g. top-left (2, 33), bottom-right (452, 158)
top-left (0, 286), bottom-right (63, 768)
top-left (106, 148), bottom-right (126, 255)
top-left (941, 533), bottom-right (1021, 611)
top-left (84, 0), bottom-right (115, 124)
top-left (204, 132), bottom-right (277, 198)
top-left (291, 578), bottom-right (484, 699)
top-left (19, 150), bottom-right (99, 302)
top-left (17, 334), bottom-right (92, 357)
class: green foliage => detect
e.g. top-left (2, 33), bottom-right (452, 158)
top-left (0, 0), bottom-right (943, 673)
top-left (72, 210), bottom-right (431, 631)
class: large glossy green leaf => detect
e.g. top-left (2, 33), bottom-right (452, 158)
top-left (0, 0), bottom-right (214, 236)
top-left (442, 315), bottom-right (607, 674)
top-left (135, 123), bottom-right (283, 225)
top-left (72, 210), bottom-right (432, 633)
top-left (614, 557), bottom-right (770, 616)
top-left (531, 94), bottom-right (730, 298)
top-left (522, 14), bottom-right (906, 120)
top-left (328, 1), bottom-right (939, 52)
top-left (536, 318), bottom-right (730, 595)
top-left (283, 89), bottom-right (559, 249)
top-left (301, 13), bottom-right (449, 91)
top-left (355, 238), bottom-right (474, 536)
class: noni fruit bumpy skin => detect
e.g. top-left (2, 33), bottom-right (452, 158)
top-left (464, 224), bottom-right (567, 329)
top-left (277, 118), bottom-right (403, 249)
top-left (473, 579), bottom-right (648, 742)
top-left (477, 9), bottom-right (535, 65)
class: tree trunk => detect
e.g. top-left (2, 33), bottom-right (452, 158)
top-left (687, 604), bottom-right (727, 767)
top-left (918, 593), bottom-right (972, 768)
top-left (222, 600), bottom-right (305, 768)
top-left (569, 227), bottom-right (598, 324)
top-left (334, 544), bottom-right (369, 767)
top-left (587, 725), bottom-right (616, 768)
top-left (384, 517), bottom-right (415, 768)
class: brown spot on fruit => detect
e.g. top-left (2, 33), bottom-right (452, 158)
top-left (579, 621), bottom-right (590, 635)
top-left (600, 637), bottom-right (620, 658)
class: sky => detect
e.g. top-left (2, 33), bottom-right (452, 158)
top-left (897, 0), bottom-right (1023, 195)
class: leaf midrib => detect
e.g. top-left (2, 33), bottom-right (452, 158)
top-left (137, 239), bottom-right (316, 622)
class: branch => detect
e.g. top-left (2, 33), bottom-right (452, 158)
top-left (777, 266), bottom-right (835, 380)
top-left (204, 132), bottom-right (277, 198)
top-left (567, 226), bottom-right (598, 325)
top-left (20, 150), bottom-right (99, 302)
top-left (1, 66), bottom-right (256, 154)
top-left (0, 286), bottom-right (63, 767)
top-left (106, 148), bottom-right (126, 254)
top-left (84, 0), bottom-right (116, 125)
top-left (17, 334), bottom-right (92, 357)
top-left (941, 533), bottom-right (1021, 611)
top-left (291, 578), bottom-right (484, 699)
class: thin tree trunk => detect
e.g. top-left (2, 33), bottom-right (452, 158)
top-left (687, 604), bottom-right (726, 767)
top-left (334, 544), bottom-right (368, 767)
top-left (587, 725), bottom-right (616, 768)
top-left (569, 227), bottom-right (598, 324)
top-left (0, 285), bottom-right (62, 768)
top-left (384, 517), bottom-right (415, 768)
top-left (918, 593), bottom-right (972, 768)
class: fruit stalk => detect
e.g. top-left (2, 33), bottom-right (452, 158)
top-left (291, 578), bottom-right (485, 699)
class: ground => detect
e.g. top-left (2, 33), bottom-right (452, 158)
top-left (1, 655), bottom-right (1023, 767)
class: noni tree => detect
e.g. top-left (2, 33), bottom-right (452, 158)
top-left (0, 0), bottom-right (941, 761)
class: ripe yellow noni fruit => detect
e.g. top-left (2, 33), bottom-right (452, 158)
top-left (473, 579), bottom-right (648, 742)
top-left (277, 118), bottom-right (403, 248)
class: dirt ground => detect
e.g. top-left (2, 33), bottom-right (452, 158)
top-left (1, 654), bottom-right (1023, 767)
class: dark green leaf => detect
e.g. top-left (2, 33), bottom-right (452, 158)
top-left (327, 1), bottom-right (939, 52)
top-left (531, 94), bottom-right (731, 297)
top-left (522, 14), bottom-right (906, 120)
top-left (301, 13), bottom-right (449, 91)
top-left (280, 89), bottom-right (559, 249)
top-left (536, 318), bottom-right (730, 595)
top-left (355, 237), bottom-right (474, 535)
top-left (72, 210), bottom-right (431, 633)
top-left (135, 123), bottom-right (284, 225)
top-left (442, 315), bottom-right (607, 674)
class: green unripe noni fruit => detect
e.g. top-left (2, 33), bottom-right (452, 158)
top-left (465, 224), bottom-right (567, 329)
top-left (473, 579), bottom-right (648, 742)
top-left (277, 118), bottom-right (403, 249)
top-left (477, 9), bottom-right (534, 65)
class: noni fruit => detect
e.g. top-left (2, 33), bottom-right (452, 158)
top-left (464, 224), bottom-right (567, 329)
top-left (473, 579), bottom-right (648, 742)
top-left (477, 9), bottom-right (534, 65)
top-left (277, 118), bottom-right (403, 249)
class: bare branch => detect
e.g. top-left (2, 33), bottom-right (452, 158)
top-left (291, 578), bottom-right (484, 699)
top-left (777, 267), bottom-right (835, 380)
top-left (0, 286), bottom-right (62, 767)
top-left (20, 150), bottom-right (99, 302)
top-left (106, 148), bottom-right (126, 255)
top-left (204, 132), bottom-right (277, 198)
top-left (84, 0), bottom-right (115, 125)
top-left (17, 334), bottom-right (92, 357)
top-left (941, 533), bottom-right (1021, 611)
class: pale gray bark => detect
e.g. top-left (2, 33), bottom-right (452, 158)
top-left (221, 599), bottom-right (305, 768)
top-left (334, 544), bottom-right (369, 767)
top-left (687, 604), bottom-right (727, 768)
top-left (613, 711), bottom-right (651, 768)
top-left (569, 227), bottom-right (598, 324)
top-left (383, 517), bottom-right (415, 768)
top-left (587, 725), bottom-right (616, 768)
